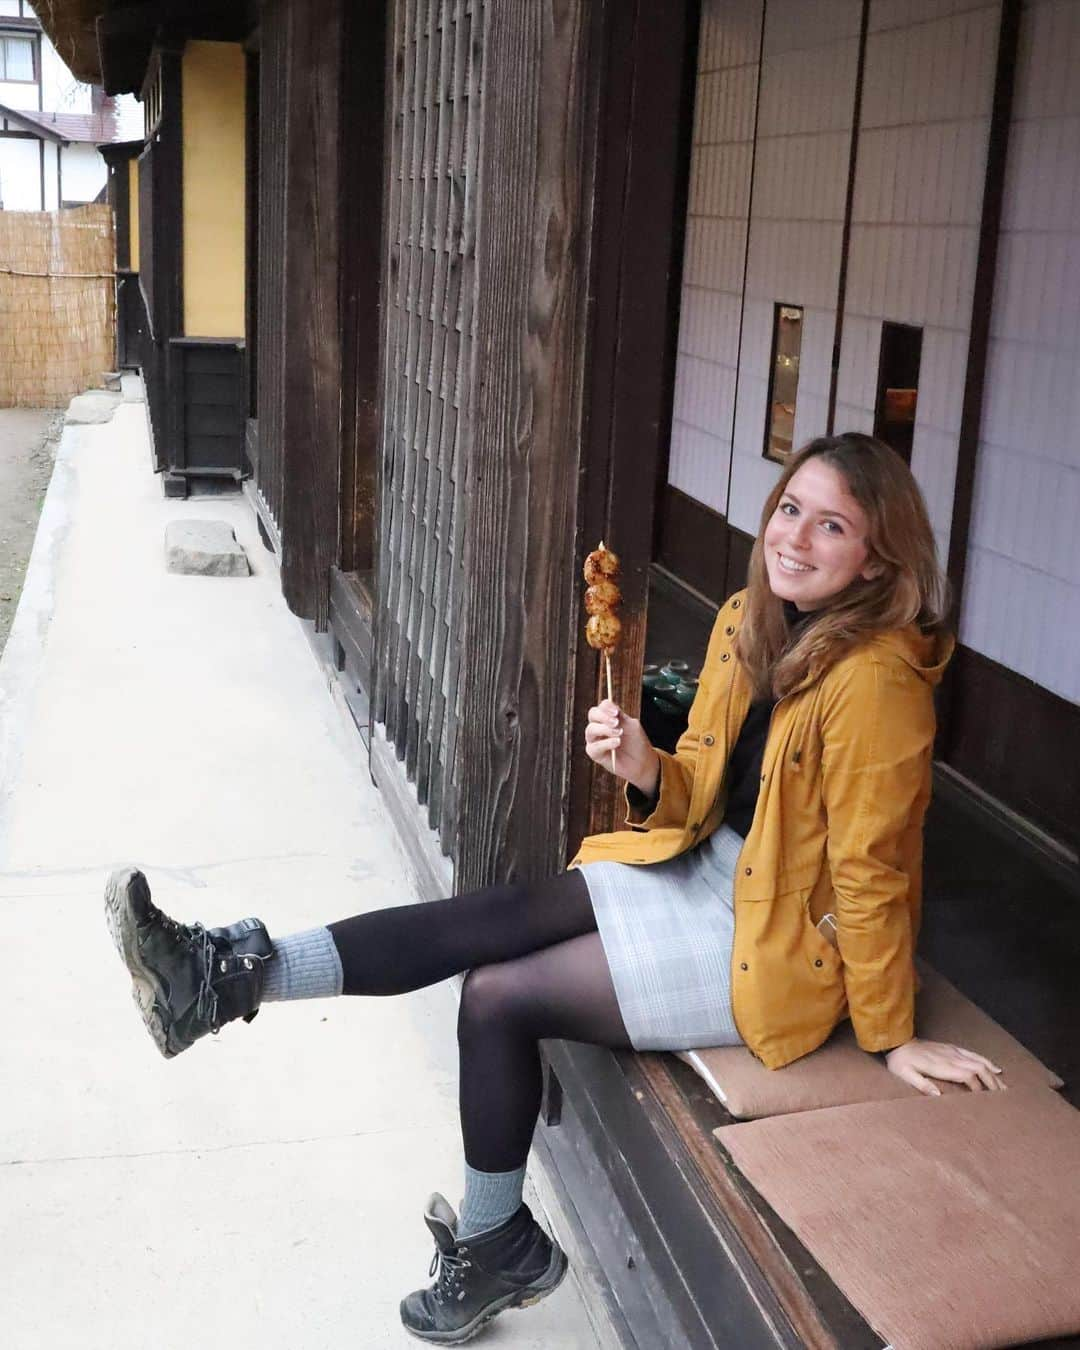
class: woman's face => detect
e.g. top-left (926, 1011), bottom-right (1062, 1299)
top-left (762, 457), bottom-right (877, 611)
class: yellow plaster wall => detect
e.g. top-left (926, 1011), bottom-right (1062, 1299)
top-left (181, 41), bottom-right (245, 337)
top-left (128, 157), bottom-right (140, 272)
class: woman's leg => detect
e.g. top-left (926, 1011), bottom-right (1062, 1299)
top-left (106, 864), bottom-right (599, 1056)
top-left (455, 931), bottom-right (630, 1230)
top-left (324, 868), bottom-right (596, 995)
top-left (399, 931), bottom-right (628, 1341)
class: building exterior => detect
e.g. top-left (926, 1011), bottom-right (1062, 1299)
top-left (33, 1), bottom-right (1080, 1345)
top-left (0, 0), bottom-right (139, 210)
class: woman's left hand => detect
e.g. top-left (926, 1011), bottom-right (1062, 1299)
top-left (883, 1037), bottom-right (1005, 1095)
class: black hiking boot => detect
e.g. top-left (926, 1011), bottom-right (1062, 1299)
top-left (400, 1193), bottom-right (568, 1344)
top-left (105, 866), bottom-right (272, 1059)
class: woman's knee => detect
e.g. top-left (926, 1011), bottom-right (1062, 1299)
top-left (458, 962), bottom-right (529, 1041)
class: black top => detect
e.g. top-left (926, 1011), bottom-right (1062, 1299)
top-left (722, 601), bottom-right (806, 837)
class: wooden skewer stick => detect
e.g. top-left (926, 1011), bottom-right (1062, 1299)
top-left (605, 652), bottom-right (616, 775)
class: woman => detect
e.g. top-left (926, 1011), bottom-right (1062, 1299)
top-left (106, 433), bottom-right (1001, 1345)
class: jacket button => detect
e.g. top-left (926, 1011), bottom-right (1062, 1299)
top-left (744, 866), bottom-right (752, 876)
top-left (731, 598), bottom-right (741, 609)
top-left (720, 652), bottom-right (730, 662)
top-left (724, 625), bottom-right (735, 636)
top-left (739, 962), bottom-right (748, 971)
top-left (760, 773), bottom-right (766, 782)
top-left (690, 821), bottom-right (701, 833)
top-left (814, 958), bottom-right (823, 968)
top-left (702, 734), bottom-right (715, 746)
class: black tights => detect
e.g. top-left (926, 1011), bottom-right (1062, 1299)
top-left (326, 871), bottom-right (631, 1172)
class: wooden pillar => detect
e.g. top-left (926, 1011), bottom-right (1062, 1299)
top-left (280, 0), bottom-right (344, 626)
top-left (453, 0), bottom-right (596, 889)
top-left (338, 0), bottom-right (386, 578)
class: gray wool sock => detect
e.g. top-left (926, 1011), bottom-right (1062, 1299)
top-left (457, 1163), bottom-right (528, 1239)
top-left (260, 926), bottom-right (343, 1003)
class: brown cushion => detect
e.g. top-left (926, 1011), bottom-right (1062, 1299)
top-left (716, 1090), bottom-right (1080, 1350)
top-left (679, 963), bottom-right (1063, 1119)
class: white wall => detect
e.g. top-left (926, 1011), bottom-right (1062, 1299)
top-left (0, 1), bottom-right (25, 15)
top-left (39, 27), bottom-right (91, 114)
top-left (727, 0), bottom-right (863, 533)
top-left (834, 0), bottom-right (1001, 564)
top-left (0, 78), bottom-right (36, 110)
top-left (59, 140), bottom-right (104, 202)
top-left (0, 134), bottom-right (40, 208)
top-left (960, 0), bottom-right (1080, 702)
top-left (668, 0), bottom-right (763, 514)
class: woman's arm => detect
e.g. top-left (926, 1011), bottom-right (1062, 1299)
top-left (819, 656), bottom-right (934, 1052)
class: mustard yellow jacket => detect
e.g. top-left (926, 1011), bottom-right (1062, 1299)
top-left (571, 589), bottom-right (953, 1069)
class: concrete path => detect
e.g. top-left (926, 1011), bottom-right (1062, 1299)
top-left (0, 398), bottom-right (605, 1349)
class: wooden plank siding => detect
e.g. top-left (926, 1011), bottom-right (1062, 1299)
top-left (374, 0), bottom-right (482, 852)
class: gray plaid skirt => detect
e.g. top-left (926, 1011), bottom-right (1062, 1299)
top-left (579, 823), bottom-right (746, 1052)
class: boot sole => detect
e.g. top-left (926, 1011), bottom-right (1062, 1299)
top-left (104, 867), bottom-right (175, 1059)
top-left (401, 1245), bottom-right (569, 1345)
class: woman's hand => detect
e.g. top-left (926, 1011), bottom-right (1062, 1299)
top-left (585, 699), bottom-right (661, 796)
top-left (884, 1038), bottom-right (1005, 1096)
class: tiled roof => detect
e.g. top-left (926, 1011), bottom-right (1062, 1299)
top-left (1, 100), bottom-right (140, 145)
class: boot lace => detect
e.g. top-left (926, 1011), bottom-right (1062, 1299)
top-left (428, 1243), bottom-right (471, 1305)
top-left (147, 906), bottom-right (223, 1031)
top-left (191, 924), bottom-right (222, 1031)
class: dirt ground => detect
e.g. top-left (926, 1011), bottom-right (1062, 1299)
top-left (0, 408), bottom-right (63, 657)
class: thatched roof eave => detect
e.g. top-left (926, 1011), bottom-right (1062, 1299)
top-left (33, 0), bottom-right (108, 85)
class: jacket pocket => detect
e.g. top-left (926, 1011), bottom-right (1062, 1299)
top-left (803, 894), bottom-right (843, 975)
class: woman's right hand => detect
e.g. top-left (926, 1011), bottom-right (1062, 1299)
top-left (585, 699), bottom-right (661, 796)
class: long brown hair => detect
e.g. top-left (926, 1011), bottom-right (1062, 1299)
top-left (736, 433), bottom-right (949, 699)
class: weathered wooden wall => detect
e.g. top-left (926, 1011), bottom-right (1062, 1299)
top-left (374, 0), bottom-right (484, 851)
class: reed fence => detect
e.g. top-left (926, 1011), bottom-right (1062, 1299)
top-left (0, 204), bottom-right (116, 408)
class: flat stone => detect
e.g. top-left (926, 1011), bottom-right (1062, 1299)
top-left (65, 391), bottom-right (121, 425)
top-left (164, 520), bottom-right (251, 577)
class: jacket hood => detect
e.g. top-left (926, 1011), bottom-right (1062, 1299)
top-left (869, 624), bottom-right (954, 687)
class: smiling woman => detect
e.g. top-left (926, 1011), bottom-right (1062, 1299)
top-left (737, 432), bottom-right (947, 704)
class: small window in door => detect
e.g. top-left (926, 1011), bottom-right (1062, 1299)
top-left (874, 322), bottom-right (922, 463)
top-left (763, 303), bottom-right (803, 463)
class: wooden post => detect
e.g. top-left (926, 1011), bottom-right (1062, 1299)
top-left (454, 0), bottom-right (594, 889)
top-left (280, 0), bottom-right (344, 627)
